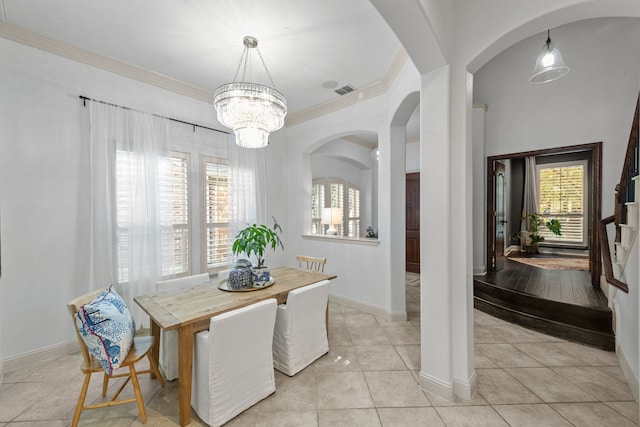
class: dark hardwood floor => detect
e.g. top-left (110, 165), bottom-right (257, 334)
top-left (474, 256), bottom-right (614, 350)
top-left (478, 257), bottom-right (607, 307)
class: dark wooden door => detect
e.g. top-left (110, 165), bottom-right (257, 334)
top-left (494, 162), bottom-right (506, 271)
top-left (406, 173), bottom-right (420, 273)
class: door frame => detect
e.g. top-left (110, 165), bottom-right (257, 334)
top-left (485, 142), bottom-right (602, 287)
top-left (406, 172), bottom-right (420, 273)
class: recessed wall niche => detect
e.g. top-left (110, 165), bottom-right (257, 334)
top-left (310, 134), bottom-right (378, 238)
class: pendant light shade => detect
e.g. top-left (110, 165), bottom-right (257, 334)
top-left (214, 36), bottom-right (287, 148)
top-left (529, 30), bottom-right (569, 84)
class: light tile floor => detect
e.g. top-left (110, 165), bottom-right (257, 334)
top-left (0, 272), bottom-right (637, 426)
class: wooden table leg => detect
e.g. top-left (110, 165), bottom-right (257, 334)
top-left (150, 320), bottom-right (160, 379)
top-left (178, 325), bottom-right (195, 427)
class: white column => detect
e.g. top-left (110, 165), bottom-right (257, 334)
top-left (419, 64), bottom-right (476, 400)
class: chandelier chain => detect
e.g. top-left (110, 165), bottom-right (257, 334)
top-left (232, 46), bottom-right (249, 82)
top-left (255, 47), bottom-right (276, 88)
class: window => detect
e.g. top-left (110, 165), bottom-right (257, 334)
top-left (202, 157), bottom-right (230, 273)
top-left (311, 182), bottom-right (325, 234)
top-left (168, 153), bottom-right (190, 276)
top-left (347, 186), bottom-right (361, 237)
top-left (116, 151), bottom-right (190, 282)
top-left (312, 178), bottom-right (361, 237)
top-left (537, 160), bottom-right (588, 246)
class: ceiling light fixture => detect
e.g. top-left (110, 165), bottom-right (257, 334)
top-left (529, 29), bottom-right (570, 84)
top-left (213, 36), bottom-right (287, 149)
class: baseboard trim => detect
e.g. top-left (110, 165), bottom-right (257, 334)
top-left (617, 342), bottom-right (639, 402)
top-left (329, 294), bottom-right (406, 321)
top-left (473, 266), bottom-right (486, 275)
top-left (419, 371), bottom-right (454, 400)
top-left (454, 371), bottom-right (478, 400)
top-left (3, 340), bottom-right (79, 373)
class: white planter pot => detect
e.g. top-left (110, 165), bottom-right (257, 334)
top-left (252, 266), bottom-right (271, 287)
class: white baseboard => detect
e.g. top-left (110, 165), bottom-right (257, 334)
top-left (473, 266), bottom-right (486, 275)
top-left (329, 294), bottom-right (407, 322)
top-left (3, 339), bottom-right (79, 373)
top-left (419, 371), bottom-right (454, 400)
top-left (617, 342), bottom-right (639, 402)
top-left (418, 370), bottom-right (478, 401)
top-left (454, 371), bottom-right (478, 400)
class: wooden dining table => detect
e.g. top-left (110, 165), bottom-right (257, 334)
top-left (134, 266), bottom-right (336, 427)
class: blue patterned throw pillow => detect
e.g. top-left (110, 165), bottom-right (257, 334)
top-left (75, 286), bottom-right (135, 375)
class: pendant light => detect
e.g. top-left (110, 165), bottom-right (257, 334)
top-left (214, 36), bottom-right (287, 148)
top-left (529, 29), bottom-right (570, 84)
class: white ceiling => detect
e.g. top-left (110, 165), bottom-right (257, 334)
top-left (1, 0), bottom-right (402, 116)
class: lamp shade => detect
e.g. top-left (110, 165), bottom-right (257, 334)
top-left (529, 31), bottom-right (569, 84)
top-left (321, 207), bottom-right (342, 225)
top-left (321, 207), bottom-right (342, 235)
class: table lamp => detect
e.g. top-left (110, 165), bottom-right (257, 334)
top-left (322, 207), bottom-right (342, 235)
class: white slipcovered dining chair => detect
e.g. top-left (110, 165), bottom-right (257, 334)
top-left (154, 273), bottom-right (210, 380)
top-left (191, 299), bottom-right (277, 427)
top-left (272, 279), bottom-right (331, 376)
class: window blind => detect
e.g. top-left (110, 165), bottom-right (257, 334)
top-left (203, 158), bottom-right (230, 272)
top-left (312, 178), bottom-right (361, 237)
top-left (537, 162), bottom-right (587, 245)
top-left (167, 153), bottom-right (189, 276)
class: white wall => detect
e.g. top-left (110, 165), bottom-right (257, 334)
top-left (406, 141), bottom-right (420, 172)
top-left (0, 36), bottom-right (290, 361)
top-left (285, 59), bottom-right (420, 317)
top-left (473, 17), bottom-right (640, 386)
top-left (472, 106), bottom-right (486, 274)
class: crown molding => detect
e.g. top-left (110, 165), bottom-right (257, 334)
top-left (0, 22), bottom-right (212, 102)
top-left (1, 21), bottom-right (407, 126)
top-left (285, 48), bottom-right (409, 127)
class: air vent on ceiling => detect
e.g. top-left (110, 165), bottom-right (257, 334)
top-left (334, 84), bottom-right (355, 96)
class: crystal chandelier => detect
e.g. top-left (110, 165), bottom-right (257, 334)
top-left (214, 36), bottom-right (287, 149)
top-left (529, 29), bottom-right (570, 84)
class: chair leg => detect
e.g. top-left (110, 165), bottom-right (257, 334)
top-left (147, 353), bottom-right (165, 386)
top-left (71, 372), bottom-right (92, 427)
top-left (129, 365), bottom-right (147, 424)
top-left (102, 372), bottom-right (109, 397)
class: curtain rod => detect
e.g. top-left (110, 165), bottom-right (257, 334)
top-left (78, 95), bottom-right (229, 135)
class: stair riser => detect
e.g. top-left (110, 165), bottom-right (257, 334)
top-left (474, 298), bottom-right (615, 351)
top-left (474, 281), bottom-right (613, 333)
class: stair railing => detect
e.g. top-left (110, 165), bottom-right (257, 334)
top-left (599, 215), bottom-right (629, 293)
top-left (602, 93), bottom-right (639, 293)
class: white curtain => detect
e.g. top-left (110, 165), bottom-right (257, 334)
top-left (0, 205), bottom-right (3, 385)
top-left (228, 136), bottom-right (268, 261)
top-left (521, 156), bottom-right (538, 233)
top-left (89, 101), bottom-right (172, 326)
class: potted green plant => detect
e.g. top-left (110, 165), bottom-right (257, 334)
top-left (232, 217), bottom-right (284, 286)
top-left (512, 213), bottom-right (562, 254)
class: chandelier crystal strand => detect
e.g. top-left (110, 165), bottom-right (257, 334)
top-left (214, 36), bottom-right (287, 149)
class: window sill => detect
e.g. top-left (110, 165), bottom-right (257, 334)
top-left (302, 234), bottom-right (380, 246)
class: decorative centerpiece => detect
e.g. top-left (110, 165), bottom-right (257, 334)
top-left (232, 217), bottom-right (284, 287)
top-left (228, 258), bottom-right (253, 289)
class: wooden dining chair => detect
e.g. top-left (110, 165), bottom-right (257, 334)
top-left (68, 288), bottom-right (165, 427)
top-left (296, 255), bottom-right (327, 272)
